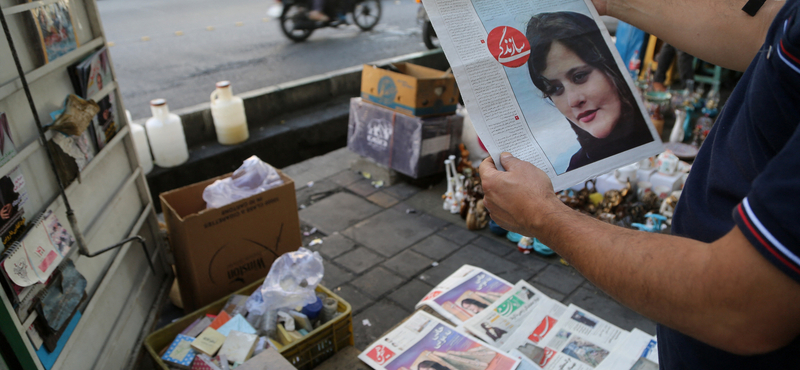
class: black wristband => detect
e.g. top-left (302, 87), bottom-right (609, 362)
top-left (742, 0), bottom-right (767, 17)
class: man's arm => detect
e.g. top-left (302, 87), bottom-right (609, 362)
top-left (479, 153), bottom-right (800, 355)
top-left (593, 0), bottom-right (783, 71)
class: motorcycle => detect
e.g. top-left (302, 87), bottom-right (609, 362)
top-left (416, 0), bottom-right (438, 49)
top-left (278, 0), bottom-right (382, 42)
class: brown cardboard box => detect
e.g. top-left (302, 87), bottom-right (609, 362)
top-left (160, 170), bottom-right (301, 311)
top-left (361, 63), bottom-right (459, 117)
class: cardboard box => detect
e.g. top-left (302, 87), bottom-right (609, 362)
top-left (160, 170), bottom-right (301, 311)
top-left (361, 63), bottom-right (459, 117)
top-left (348, 97), bottom-right (463, 178)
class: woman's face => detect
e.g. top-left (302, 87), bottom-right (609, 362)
top-left (541, 41), bottom-right (621, 139)
top-left (462, 302), bottom-right (482, 314)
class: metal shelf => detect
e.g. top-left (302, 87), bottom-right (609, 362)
top-left (1, 0), bottom-right (60, 16)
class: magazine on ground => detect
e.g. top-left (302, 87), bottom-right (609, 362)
top-left (359, 310), bottom-right (521, 370)
top-left (422, 0), bottom-right (663, 190)
top-left (415, 265), bottom-right (513, 326)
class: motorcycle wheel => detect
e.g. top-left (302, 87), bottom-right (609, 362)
top-left (422, 21), bottom-right (439, 49)
top-left (280, 4), bottom-right (314, 42)
top-left (352, 0), bottom-right (381, 31)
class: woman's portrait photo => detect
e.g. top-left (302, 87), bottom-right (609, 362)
top-left (526, 11), bottom-right (654, 171)
top-left (468, 0), bottom-right (659, 175)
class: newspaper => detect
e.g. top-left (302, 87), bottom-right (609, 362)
top-left (516, 304), bottom-right (629, 369)
top-left (416, 265), bottom-right (513, 326)
top-left (598, 328), bottom-right (658, 370)
top-left (359, 310), bottom-right (521, 370)
top-left (462, 281), bottom-right (553, 350)
top-left (422, 0), bottom-right (663, 190)
top-left (499, 297), bottom-right (568, 353)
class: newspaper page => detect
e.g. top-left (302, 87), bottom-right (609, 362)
top-left (521, 304), bottom-right (629, 369)
top-left (501, 297), bottom-right (568, 353)
top-left (463, 281), bottom-right (553, 349)
top-left (597, 328), bottom-right (658, 370)
top-left (422, 0), bottom-right (663, 191)
top-left (359, 310), bottom-right (521, 370)
top-left (416, 265), bottom-right (513, 326)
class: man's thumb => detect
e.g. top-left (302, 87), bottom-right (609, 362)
top-left (499, 152), bottom-right (521, 169)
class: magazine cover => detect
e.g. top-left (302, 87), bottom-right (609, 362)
top-left (416, 265), bottom-right (513, 325)
top-left (92, 93), bottom-right (118, 149)
top-left (0, 113), bottom-right (17, 168)
top-left (0, 166), bottom-right (28, 250)
top-left (463, 281), bottom-right (553, 349)
top-left (359, 311), bottom-right (520, 370)
top-left (422, 0), bottom-right (663, 190)
top-left (82, 47), bottom-right (112, 99)
top-left (30, 0), bottom-right (79, 63)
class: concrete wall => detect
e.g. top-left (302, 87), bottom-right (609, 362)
top-left (146, 49), bottom-right (451, 210)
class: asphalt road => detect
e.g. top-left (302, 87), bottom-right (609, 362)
top-left (97, 0), bottom-right (427, 119)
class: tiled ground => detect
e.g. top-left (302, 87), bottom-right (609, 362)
top-left (292, 148), bottom-right (657, 351)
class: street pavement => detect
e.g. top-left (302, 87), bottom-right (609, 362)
top-left (283, 147), bottom-right (657, 351)
top-left (98, 0), bottom-right (427, 119)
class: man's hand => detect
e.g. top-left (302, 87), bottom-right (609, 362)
top-left (0, 204), bottom-right (12, 220)
top-left (589, 0), bottom-right (608, 15)
top-left (478, 152), bottom-right (563, 235)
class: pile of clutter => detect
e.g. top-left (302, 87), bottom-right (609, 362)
top-left (160, 248), bottom-right (337, 369)
top-left (441, 144), bottom-right (490, 231)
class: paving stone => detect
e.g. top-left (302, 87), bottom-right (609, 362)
top-left (350, 267), bottom-right (405, 298)
top-left (321, 261), bottom-right (355, 290)
top-left (565, 286), bottom-right (657, 335)
top-left (353, 300), bottom-right (410, 350)
top-left (334, 247), bottom-right (385, 274)
top-left (283, 147), bottom-right (361, 190)
top-left (329, 170), bottom-right (363, 187)
top-left (382, 250), bottom-right (434, 278)
top-left (295, 179), bottom-right (341, 207)
top-left (472, 235), bottom-right (517, 256)
top-left (495, 267), bottom-right (538, 284)
top-left (367, 192), bottom-right (399, 208)
top-left (346, 178), bottom-right (380, 197)
top-left (528, 281), bottom-right (566, 301)
top-left (342, 210), bottom-right (438, 257)
top-left (382, 182), bottom-right (421, 200)
top-left (504, 252), bottom-right (551, 275)
top-left (411, 235), bottom-right (462, 260)
top-left (530, 264), bottom-right (586, 295)
top-left (417, 213), bottom-right (449, 230)
top-left (299, 192), bottom-right (382, 234)
top-left (402, 182), bottom-right (465, 226)
top-left (334, 284), bottom-right (374, 314)
top-left (388, 280), bottom-right (434, 312)
top-left (436, 224), bottom-right (479, 246)
top-left (315, 232), bottom-right (356, 259)
top-left (419, 244), bottom-right (529, 284)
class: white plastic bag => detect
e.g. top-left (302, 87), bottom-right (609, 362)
top-left (203, 155), bottom-right (284, 209)
top-left (245, 247), bottom-right (324, 317)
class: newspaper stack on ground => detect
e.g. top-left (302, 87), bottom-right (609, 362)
top-left (415, 265), bottom-right (513, 326)
top-left (359, 310), bottom-right (521, 370)
top-left (422, 0), bottom-right (663, 190)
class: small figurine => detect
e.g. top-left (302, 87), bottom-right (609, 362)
top-left (456, 143), bottom-right (473, 173)
top-left (466, 199), bottom-right (489, 230)
top-left (631, 213), bottom-right (668, 233)
top-left (517, 236), bottom-right (534, 254)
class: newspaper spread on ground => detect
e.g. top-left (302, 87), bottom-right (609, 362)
top-left (462, 281), bottom-right (553, 350)
top-left (359, 310), bottom-right (521, 370)
top-left (598, 328), bottom-right (658, 370)
top-left (518, 304), bottom-right (629, 369)
top-left (500, 297), bottom-right (568, 353)
top-left (422, 0), bottom-right (663, 190)
top-left (416, 265), bottom-right (513, 326)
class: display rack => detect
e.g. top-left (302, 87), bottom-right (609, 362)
top-left (0, 0), bottom-right (169, 369)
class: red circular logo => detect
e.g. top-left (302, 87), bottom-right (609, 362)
top-left (487, 26), bottom-right (531, 68)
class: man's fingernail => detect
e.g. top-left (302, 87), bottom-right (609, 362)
top-left (500, 152), bottom-right (513, 158)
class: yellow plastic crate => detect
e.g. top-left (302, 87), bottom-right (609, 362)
top-left (144, 281), bottom-right (353, 370)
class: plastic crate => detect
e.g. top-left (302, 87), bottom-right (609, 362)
top-left (144, 281), bottom-right (353, 369)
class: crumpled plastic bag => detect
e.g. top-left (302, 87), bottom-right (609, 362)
top-left (245, 247), bottom-right (324, 317)
top-left (203, 155), bottom-right (284, 209)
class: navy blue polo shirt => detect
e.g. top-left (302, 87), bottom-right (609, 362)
top-left (663, 1), bottom-right (800, 368)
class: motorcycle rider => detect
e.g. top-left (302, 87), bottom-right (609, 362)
top-left (309, 0), bottom-right (330, 22)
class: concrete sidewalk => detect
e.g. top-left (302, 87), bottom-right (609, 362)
top-left (284, 147), bottom-right (656, 352)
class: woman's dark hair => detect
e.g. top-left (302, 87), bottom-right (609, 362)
top-left (461, 298), bottom-right (488, 309)
top-left (418, 360), bottom-right (451, 370)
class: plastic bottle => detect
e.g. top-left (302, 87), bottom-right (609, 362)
top-left (125, 110), bottom-right (154, 174)
top-left (210, 81), bottom-right (249, 145)
top-left (145, 99), bottom-right (189, 168)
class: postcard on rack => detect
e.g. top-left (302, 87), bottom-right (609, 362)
top-left (421, 0), bottom-right (663, 190)
top-left (359, 310), bottom-right (520, 370)
top-left (30, 0), bottom-right (80, 63)
top-left (415, 265), bottom-right (513, 326)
